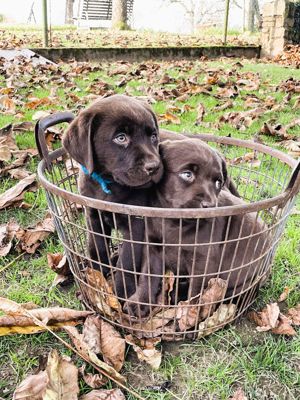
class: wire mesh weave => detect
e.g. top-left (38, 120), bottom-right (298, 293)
top-left (37, 133), bottom-right (299, 340)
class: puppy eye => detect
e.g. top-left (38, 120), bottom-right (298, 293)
top-left (179, 170), bottom-right (194, 182)
top-left (151, 133), bottom-right (158, 143)
top-left (113, 133), bottom-right (129, 146)
top-left (215, 179), bottom-right (222, 190)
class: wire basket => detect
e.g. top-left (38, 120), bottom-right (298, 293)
top-left (35, 112), bottom-right (300, 341)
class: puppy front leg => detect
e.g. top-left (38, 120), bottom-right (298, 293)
top-left (114, 217), bottom-right (145, 299)
top-left (86, 207), bottom-right (111, 276)
top-left (124, 249), bottom-right (163, 318)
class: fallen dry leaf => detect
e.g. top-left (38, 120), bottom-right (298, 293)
top-left (281, 140), bottom-right (300, 157)
top-left (44, 349), bottom-right (79, 400)
top-left (159, 112), bottom-right (181, 125)
top-left (86, 268), bottom-right (121, 316)
top-left (195, 103), bottom-right (205, 125)
top-left (0, 220), bottom-right (19, 256)
top-left (248, 303), bottom-right (297, 336)
top-left (287, 304), bottom-right (300, 325)
top-left (47, 253), bottom-right (73, 286)
top-left (229, 387), bottom-right (248, 400)
top-left (260, 122), bottom-right (294, 141)
top-left (230, 151), bottom-right (261, 168)
top-left (12, 370), bottom-right (48, 400)
top-left (177, 278), bottom-right (227, 331)
top-left (125, 335), bottom-right (162, 370)
top-left (64, 325), bottom-right (126, 384)
top-left (278, 287), bottom-right (290, 302)
top-left (271, 314), bottom-right (297, 336)
top-left (80, 389), bottom-right (125, 400)
top-left (7, 168), bottom-right (31, 180)
top-left (79, 364), bottom-right (107, 389)
top-left (0, 297), bottom-right (92, 325)
top-left (0, 320), bottom-right (82, 336)
top-left (198, 303), bottom-right (237, 339)
top-left (83, 315), bottom-right (125, 372)
top-left (248, 303), bottom-right (280, 332)
top-left (0, 173), bottom-right (36, 209)
top-left (0, 145), bottom-right (11, 162)
top-left (16, 213), bottom-right (55, 254)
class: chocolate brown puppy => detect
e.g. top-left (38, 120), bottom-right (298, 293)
top-left (62, 95), bottom-right (240, 300)
top-left (62, 95), bottom-right (164, 299)
top-left (125, 139), bottom-right (268, 317)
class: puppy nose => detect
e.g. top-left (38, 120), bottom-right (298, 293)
top-left (144, 161), bottom-right (160, 175)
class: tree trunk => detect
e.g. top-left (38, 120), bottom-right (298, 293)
top-left (112, 0), bottom-right (128, 30)
top-left (65, 0), bottom-right (74, 25)
top-left (247, 0), bottom-right (255, 32)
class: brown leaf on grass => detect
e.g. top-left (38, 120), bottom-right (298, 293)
top-left (248, 303), bottom-right (280, 331)
top-left (12, 370), bottom-right (48, 400)
top-left (215, 86), bottom-right (239, 99)
top-left (0, 297), bottom-right (92, 325)
top-left (8, 168), bottom-right (31, 180)
top-left (229, 387), bottom-right (248, 400)
top-left (13, 121), bottom-right (34, 132)
top-left (125, 335), bottom-right (162, 370)
top-left (198, 304), bottom-right (237, 339)
top-left (248, 303), bottom-right (296, 336)
top-left (80, 389), bottom-right (125, 400)
top-left (32, 110), bottom-right (51, 121)
top-left (25, 97), bottom-right (53, 110)
top-left (79, 364), bottom-right (107, 389)
top-left (0, 95), bottom-right (16, 113)
top-left (0, 220), bottom-right (19, 256)
top-left (230, 152), bottom-right (261, 168)
top-left (281, 140), bottom-right (300, 157)
top-left (278, 287), bottom-right (290, 302)
top-left (159, 112), bottom-right (181, 125)
top-left (83, 316), bottom-right (125, 372)
top-left (287, 304), bottom-right (300, 325)
top-left (195, 103), bottom-right (205, 125)
top-left (260, 122), bottom-right (294, 141)
top-left (220, 108), bottom-right (264, 131)
top-left (86, 268), bottom-right (122, 316)
top-left (44, 349), bottom-right (79, 400)
top-left (64, 325), bottom-right (126, 384)
top-left (47, 253), bottom-right (73, 286)
top-left (0, 152), bottom-right (30, 176)
top-left (271, 314), bottom-right (297, 336)
top-left (214, 100), bottom-right (233, 112)
top-left (177, 278), bottom-right (227, 331)
top-left (16, 213), bottom-right (55, 254)
top-left (0, 173), bottom-right (36, 209)
top-left (0, 320), bottom-right (82, 336)
top-left (0, 145), bottom-right (11, 162)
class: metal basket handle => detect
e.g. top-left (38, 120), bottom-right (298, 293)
top-left (35, 111), bottom-right (75, 169)
top-left (284, 160), bottom-right (300, 201)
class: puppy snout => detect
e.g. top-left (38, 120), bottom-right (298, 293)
top-left (144, 161), bottom-right (160, 176)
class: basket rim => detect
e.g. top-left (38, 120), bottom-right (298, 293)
top-left (37, 134), bottom-right (298, 219)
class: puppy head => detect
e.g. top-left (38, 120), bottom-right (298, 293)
top-left (158, 139), bottom-right (227, 208)
top-left (62, 95), bottom-right (163, 187)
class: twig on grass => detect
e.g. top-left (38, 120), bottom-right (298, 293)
top-left (0, 252), bottom-right (26, 274)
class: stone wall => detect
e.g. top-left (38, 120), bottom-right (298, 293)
top-left (261, 0), bottom-right (300, 57)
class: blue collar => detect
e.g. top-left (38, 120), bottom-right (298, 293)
top-left (80, 165), bottom-right (112, 194)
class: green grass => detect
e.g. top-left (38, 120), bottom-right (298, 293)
top-left (0, 57), bottom-right (299, 399)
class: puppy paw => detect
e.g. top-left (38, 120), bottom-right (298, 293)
top-left (123, 293), bottom-right (150, 318)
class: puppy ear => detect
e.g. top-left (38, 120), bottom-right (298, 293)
top-left (137, 99), bottom-right (159, 131)
top-left (220, 156), bottom-right (228, 186)
top-left (62, 111), bottom-right (99, 174)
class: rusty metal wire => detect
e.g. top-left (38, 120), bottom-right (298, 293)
top-left (37, 134), bottom-right (300, 340)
